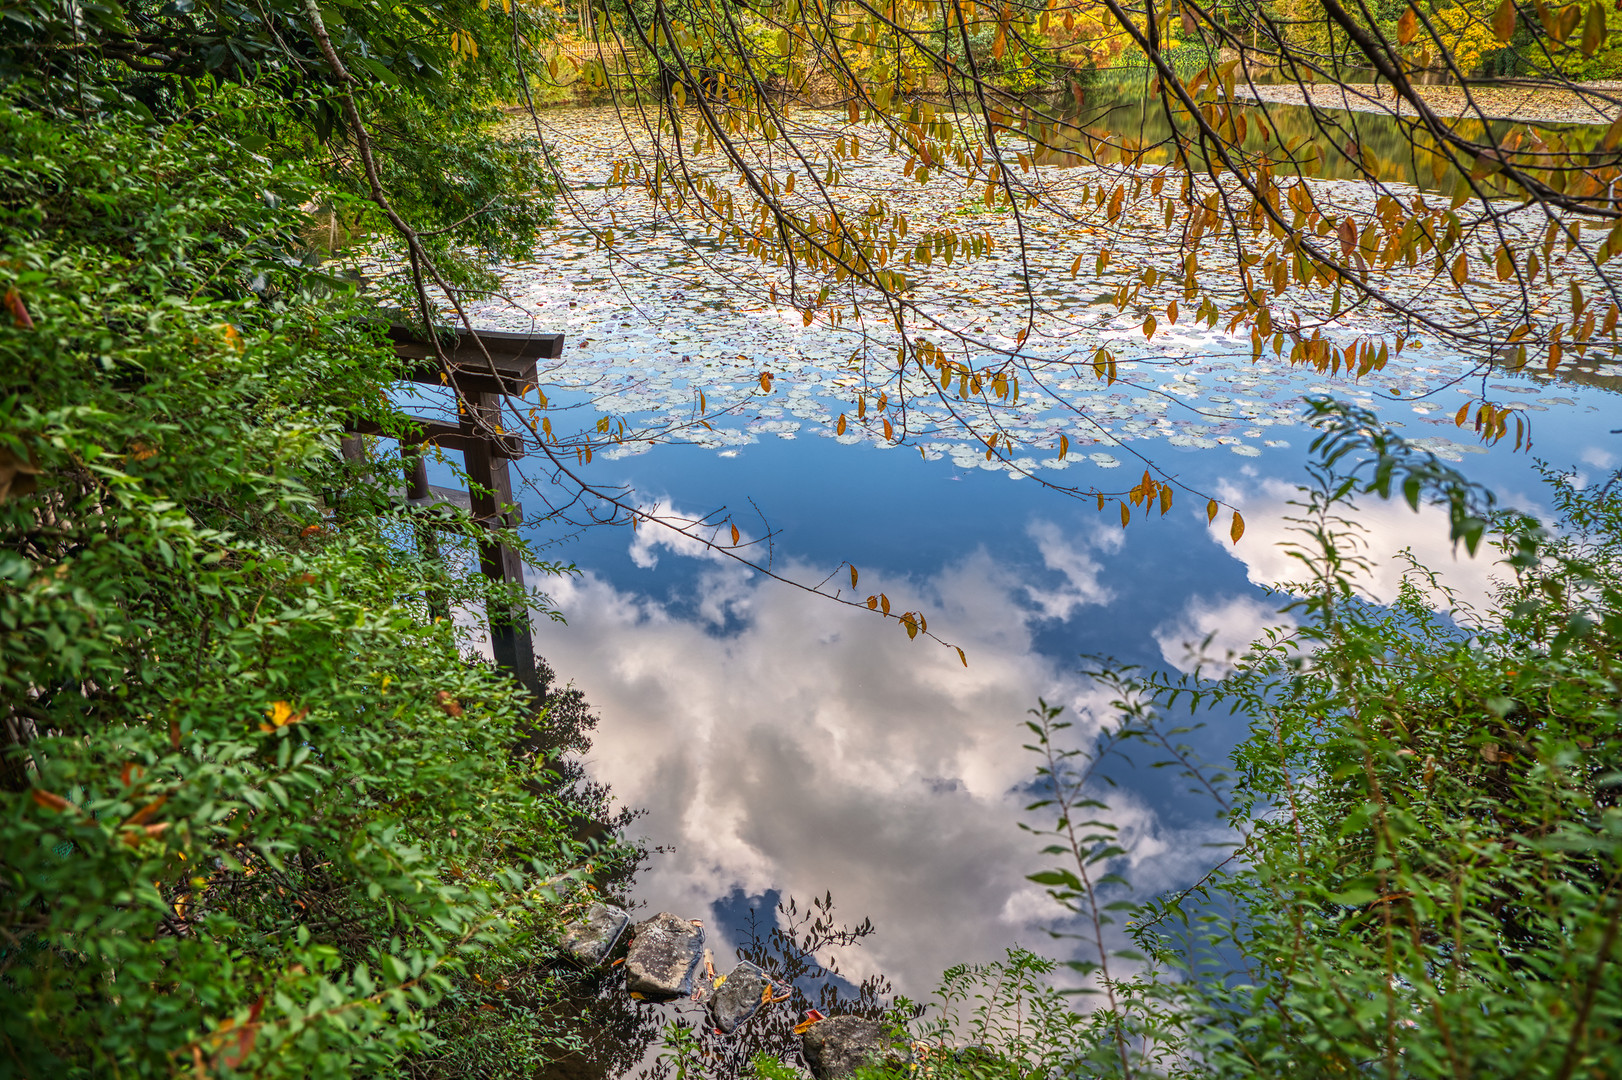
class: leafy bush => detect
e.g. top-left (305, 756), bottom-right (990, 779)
top-left (0, 88), bottom-right (623, 1077)
top-left (805, 404), bottom-right (1621, 1079)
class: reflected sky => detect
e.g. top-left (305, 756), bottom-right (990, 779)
top-left (413, 400), bottom-right (1617, 999)
top-left (395, 106), bottom-right (1622, 1004)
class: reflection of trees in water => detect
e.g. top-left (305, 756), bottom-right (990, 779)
top-left (1045, 78), bottom-right (1606, 191)
top-left (682, 893), bottom-right (902, 1080)
top-left (539, 894), bottom-right (899, 1080)
top-left (535, 966), bottom-right (667, 1080)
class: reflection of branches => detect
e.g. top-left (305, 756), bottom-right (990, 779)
top-left (651, 893), bottom-right (900, 1080)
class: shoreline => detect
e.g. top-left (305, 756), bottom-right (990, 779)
top-left (1228, 79), bottom-right (1622, 126)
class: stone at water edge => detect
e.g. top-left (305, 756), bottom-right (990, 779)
top-left (559, 902), bottom-right (631, 966)
top-left (624, 912), bottom-right (705, 1001)
top-left (800, 1015), bottom-right (911, 1080)
top-left (707, 960), bottom-right (772, 1034)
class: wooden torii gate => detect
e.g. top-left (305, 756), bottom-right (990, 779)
top-left (342, 324), bottom-right (563, 701)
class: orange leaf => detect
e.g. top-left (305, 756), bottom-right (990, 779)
top-left (1230, 511), bottom-right (1246, 545)
top-left (264, 701), bottom-right (307, 728)
top-left (955, 646), bottom-right (967, 667)
top-left (125, 795), bottom-right (168, 827)
top-left (3, 288), bottom-right (34, 330)
top-left (1338, 218), bottom-right (1356, 260)
top-left (1397, 7), bottom-right (1417, 44)
top-left (1493, 0), bottom-right (1518, 40)
top-left (1206, 499), bottom-right (1219, 523)
top-left (31, 789), bottom-right (71, 812)
top-left (224, 998), bottom-right (266, 1069)
top-left (849, 565), bottom-right (858, 589)
top-left (836, 414), bottom-right (847, 435)
top-left (730, 524), bottom-right (740, 546)
top-left (758, 371), bottom-right (774, 392)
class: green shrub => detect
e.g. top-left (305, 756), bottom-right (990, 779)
top-left (0, 88), bottom-right (621, 1078)
top-left (821, 403), bottom-right (1622, 1079)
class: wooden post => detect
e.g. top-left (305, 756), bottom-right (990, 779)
top-left (462, 390), bottom-right (539, 701)
top-left (348, 322), bottom-right (564, 702)
top-left (401, 444), bottom-right (450, 623)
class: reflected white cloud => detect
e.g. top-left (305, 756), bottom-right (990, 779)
top-left (1204, 476), bottom-right (1507, 615)
top-left (531, 523), bottom-right (1230, 995)
top-left (1024, 521), bottom-right (1119, 619)
top-left (1581, 446), bottom-right (1616, 471)
top-left (1154, 593), bottom-right (1296, 676)
top-left (628, 497), bottom-right (747, 569)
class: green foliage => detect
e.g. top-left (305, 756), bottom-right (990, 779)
top-left (1075, 410), bottom-right (1622, 1076)
top-left (3, 0), bottom-right (558, 295)
top-left (838, 407), bottom-right (1622, 1078)
top-left (0, 87), bottom-right (622, 1077)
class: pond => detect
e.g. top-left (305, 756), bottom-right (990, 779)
top-left (1058, 72), bottom-right (1616, 190)
top-left (398, 99), bottom-right (1620, 1053)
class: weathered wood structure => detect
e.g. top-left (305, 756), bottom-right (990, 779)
top-left (342, 324), bottom-right (563, 700)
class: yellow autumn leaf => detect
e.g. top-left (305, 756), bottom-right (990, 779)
top-left (1583, 1), bottom-right (1607, 54)
top-left (1207, 499), bottom-right (1219, 523)
top-left (1230, 511), bottom-right (1246, 545)
top-left (1494, 0), bottom-right (1518, 41)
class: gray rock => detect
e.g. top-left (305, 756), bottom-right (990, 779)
top-left (559, 902), bottom-right (630, 966)
top-left (801, 1015), bottom-right (909, 1080)
top-left (624, 912), bottom-right (704, 1001)
top-left (707, 960), bottom-right (772, 1034)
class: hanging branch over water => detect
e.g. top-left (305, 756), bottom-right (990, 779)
top-left (537, 0), bottom-right (1621, 499)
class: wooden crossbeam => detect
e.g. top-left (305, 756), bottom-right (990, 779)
top-left (348, 415), bottom-right (526, 460)
top-left (388, 324), bottom-right (563, 397)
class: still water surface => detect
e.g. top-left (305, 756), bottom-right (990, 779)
top-left (402, 101), bottom-right (1621, 1020)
